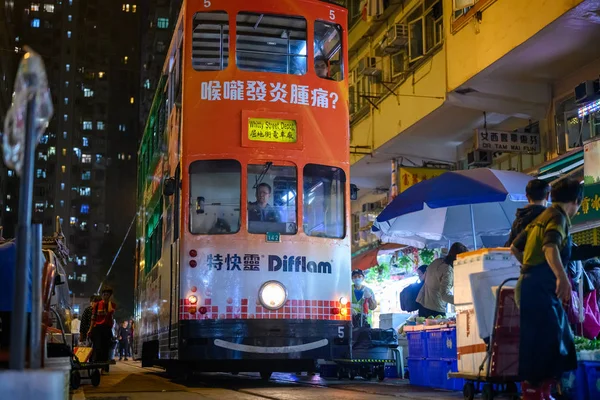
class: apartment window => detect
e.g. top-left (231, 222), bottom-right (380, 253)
top-left (192, 12), bottom-right (229, 71)
top-left (48, 146), bottom-right (56, 156)
top-left (69, 0), bottom-right (72, 5)
top-left (97, 121), bottom-right (105, 130)
top-left (60, 200), bottom-right (65, 207)
top-left (83, 121), bottom-right (92, 130)
top-left (95, 154), bottom-right (103, 163)
top-left (407, 0), bottom-right (443, 63)
top-left (63, 114), bottom-right (68, 122)
top-left (123, 56), bottom-right (128, 64)
top-left (35, 203), bottom-right (44, 213)
top-left (70, 217), bottom-right (77, 226)
top-left (82, 137), bottom-right (89, 147)
top-left (60, 182), bottom-right (65, 190)
top-left (31, 18), bottom-right (40, 28)
top-left (8, 170), bottom-right (14, 177)
top-left (157, 17), bottom-right (169, 29)
top-left (62, 148), bottom-right (67, 156)
top-left (65, 81), bottom-right (69, 87)
top-left (43, 4), bottom-right (53, 12)
top-left (68, 15), bottom-right (72, 22)
top-left (82, 170), bottom-right (91, 180)
top-left (98, 71), bottom-right (105, 79)
top-left (82, 154), bottom-right (92, 163)
top-left (123, 4), bottom-right (130, 12)
top-left (31, 3), bottom-right (39, 12)
top-left (80, 187), bottom-right (91, 197)
top-left (63, 131), bottom-right (67, 139)
top-left (132, 4), bottom-right (136, 12)
top-left (73, 147), bottom-right (81, 159)
top-left (236, 12), bottom-right (306, 75)
top-left (84, 88), bottom-right (94, 97)
top-left (118, 124), bottom-right (126, 132)
top-left (36, 169), bottom-right (46, 179)
top-left (66, 64), bottom-right (70, 72)
top-left (130, 97), bottom-right (134, 104)
top-left (67, 31), bottom-right (71, 38)
top-left (143, 79), bottom-right (151, 89)
top-left (64, 97), bottom-right (68, 105)
top-left (80, 204), bottom-right (90, 214)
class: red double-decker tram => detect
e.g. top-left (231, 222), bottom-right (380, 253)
top-left (135, 0), bottom-right (350, 378)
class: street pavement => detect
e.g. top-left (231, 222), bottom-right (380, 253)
top-left (71, 361), bottom-right (465, 400)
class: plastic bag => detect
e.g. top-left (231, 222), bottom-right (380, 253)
top-left (2, 46), bottom-right (53, 176)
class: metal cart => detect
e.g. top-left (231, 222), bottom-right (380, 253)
top-left (449, 278), bottom-right (521, 400)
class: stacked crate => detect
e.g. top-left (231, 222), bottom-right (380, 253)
top-left (406, 326), bottom-right (463, 390)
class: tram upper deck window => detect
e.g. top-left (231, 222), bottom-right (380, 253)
top-left (189, 159), bottom-right (240, 235)
top-left (314, 21), bottom-right (343, 81)
top-left (236, 12), bottom-right (307, 75)
top-left (303, 164), bottom-right (345, 239)
top-left (192, 12), bottom-right (229, 71)
top-left (247, 163), bottom-right (298, 234)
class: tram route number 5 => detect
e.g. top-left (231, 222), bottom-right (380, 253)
top-left (338, 326), bottom-right (344, 338)
top-left (329, 10), bottom-right (336, 20)
top-left (204, 0), bottom-right (211, 7)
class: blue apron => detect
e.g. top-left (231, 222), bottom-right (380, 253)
top-left (518, 236), bottom-right (577, 385)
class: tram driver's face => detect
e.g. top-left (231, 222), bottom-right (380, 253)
top-left (256, 186), bottom-right (271, 207)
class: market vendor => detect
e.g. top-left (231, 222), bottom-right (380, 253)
top-left (511, 178), bottom-right (600, 399)
top-left (351, 269), bottom-right (377, 328)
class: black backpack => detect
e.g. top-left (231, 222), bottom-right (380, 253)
top-left (400, 282), bottom-right (423, 312)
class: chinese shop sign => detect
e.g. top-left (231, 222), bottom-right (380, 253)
top-left (474, 129), bottom-right (541, 154)
top-left (574, 139), bottom-right (600, 224)
top-left (399, 167), bottom-right (448, 193)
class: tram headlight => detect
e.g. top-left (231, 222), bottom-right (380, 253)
top-left (188, 295), bottom-right (198, 305)
top-left (339, 297), bottom-right (348, 306)
top-left (258, 281), bottom-right (287, 310)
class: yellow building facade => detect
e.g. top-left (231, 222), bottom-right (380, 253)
top-left (348, 0), bottom-right (600, 252)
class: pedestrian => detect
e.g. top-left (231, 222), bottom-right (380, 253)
top-left (128, 319), bottom-right (135, 358)
top-left (118, 320), bottom-right (131, 361)
top-left (585, 258), bottom-right (600, 312)
top-left (505, 179), bottom-right (550, 246)
top-left (79, 295), bottom-right (99, 345)
top-left (89, 287), bottom-right (116, 371)
top-left (511, 178), bottom-right (600, 399)
top-left (111, 319), bottom-right (119, 362)
top-left (351, 269), bottom-right (377, 328)
top-left (416, 243), bottom-right (468, 318)
top-left (400, 265), bottom-right (428, 313)
top-left (70, 313), bottom-right (80, 348)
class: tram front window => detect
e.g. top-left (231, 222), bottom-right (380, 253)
top-left (189, 159), bottom-right (241, 235)
top-left (247, 164), bottom-right (297, 234)
top-left (236, 12), bottom-right (307, 75)
top-left (303, 164), bottom-right (345, 238)
top-left (314, 21), bottom-right (343, 81)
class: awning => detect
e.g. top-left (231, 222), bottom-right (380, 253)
top-left (351, 243), bottom-right (404, 271)
top-left (535, 148), bottom-right (584, 182)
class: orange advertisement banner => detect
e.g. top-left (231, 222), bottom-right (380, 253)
top-left (398, 167), bottom-right (447, 193)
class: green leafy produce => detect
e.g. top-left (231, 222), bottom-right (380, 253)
top-left (574, 336), bottom-right (600, 351)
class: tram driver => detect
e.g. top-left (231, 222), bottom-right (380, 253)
top-left (248, 183), bottom-right (281, 223)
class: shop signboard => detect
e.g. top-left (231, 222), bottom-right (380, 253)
top-left (573, 138), bottom-right (600, 224)
top-left (474, 129), bottom-right (541, 154)
top-left (398, 167), bottom-right (448, 193)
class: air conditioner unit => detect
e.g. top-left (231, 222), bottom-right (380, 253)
top-left (385, 24), bottom-right (408, 52)
top-left (467, 150), bottom-right (493, 167)
top-left (357, 57), bottom-right (381, 77)
top-left (575, 79), bottom-right (600, 105)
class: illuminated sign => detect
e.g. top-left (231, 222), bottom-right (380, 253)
top-left (399, 167), bottom-right (447, 193)
top-left (248, 118), bottom-right (297, 143)
top-left (578, 99), bottom-right (600, 119)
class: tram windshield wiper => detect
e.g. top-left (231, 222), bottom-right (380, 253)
top-left (253, 161), bottom-right (272, 189)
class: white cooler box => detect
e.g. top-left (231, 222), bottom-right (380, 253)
top-left (454, 248), bottom-right (519, 306)
top-left (456, 305), bottom-right (487, 374)
top-left (379, 313), bottom-right (410, 330)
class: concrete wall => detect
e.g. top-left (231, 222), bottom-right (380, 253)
top-left (445, 0), bottom-right (583, 92)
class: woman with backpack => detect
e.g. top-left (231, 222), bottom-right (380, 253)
top-left (400, 265), bottom-right (428, 313)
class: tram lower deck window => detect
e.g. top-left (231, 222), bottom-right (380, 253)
top-left (192, 11), bottom-right (229, 71)
top-left (303, 164), bottom-right (346, 239)
top-left (247, 163), bottom-right (298, 234)
top-left (189, 160), bottom-right (241, 234)
top-left (236, 12), bottom-right (307, 75)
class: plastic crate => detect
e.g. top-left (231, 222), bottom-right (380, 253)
top-left (562, 362), bottom-right (589, 400)
top-left (407, 331), bottom-right (427, 359)
top-left (426, 329), bottom-right (457, 360)
top-left (427, 359), bottom-right (464, 390)
top-left (408, 358), bottom-right (429, 387)
top-left (584, 361), bottom-right (600, 400)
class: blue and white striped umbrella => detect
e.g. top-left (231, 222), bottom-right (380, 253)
top-left (372, 168), bottom-right (534, 249)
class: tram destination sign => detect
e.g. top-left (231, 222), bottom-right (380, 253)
top-left (474, 129), bottom-right (541, 154)
top-left (248, 118), bottom-right (297, 143)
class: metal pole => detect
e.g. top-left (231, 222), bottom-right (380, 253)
top-left (470, 204), bottom-right (477, 250)
top-left (9, 91), bottom-right (37, 370)
top-left (30, 224), bottom-right (43, 369)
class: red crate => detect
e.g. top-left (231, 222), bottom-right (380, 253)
top-left (496, 288), bottom-right (520, 332)
top-left (489, 288), bottom-right (520, 377)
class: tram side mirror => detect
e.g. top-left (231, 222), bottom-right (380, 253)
top-left (350, 184), bottom-right (359, 201)
top-left (163, 177), bottom-right (177, 197)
